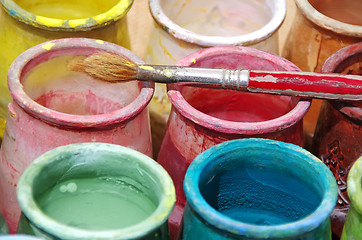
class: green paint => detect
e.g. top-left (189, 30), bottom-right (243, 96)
top-left (37, 177), bottom-right (157, 230)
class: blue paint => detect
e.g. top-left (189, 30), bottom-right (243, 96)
top-left (9, 9), bottom-right (17, 16)
top-left (200, 167), bottom-right (320, 226)
top-left (183, 138), bottom-right (338, 239)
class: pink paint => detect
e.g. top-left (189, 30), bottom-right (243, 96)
top-left (0, 38), bottom-right (154, 233)
top-left (157, 46), bottom-right (311, 240)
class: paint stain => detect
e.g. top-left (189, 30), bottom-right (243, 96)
top-left (200, 167), bottom-right (321, 225)
top-left (36, 177), bottom-right (156, 230)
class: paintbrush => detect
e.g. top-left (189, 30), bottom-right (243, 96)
top-left (69, 52), bottom-right (362, 101)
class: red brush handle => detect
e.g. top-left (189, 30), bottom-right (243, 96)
top-left (248, 70), bottom-right (362, 101)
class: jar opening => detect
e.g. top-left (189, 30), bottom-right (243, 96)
top-left (22, 52), bottom-right (140, 116)
top-left (161, 0), bottom-right (273, 37)
top-left (14, 0), bottom-right (119, 20)
top-left (199, 158), bottom-right (322, 225)
top-left (308, 0), bottom-right (362, 26)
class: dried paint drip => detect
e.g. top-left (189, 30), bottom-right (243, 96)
top-left (37, 177), bottom-right (156, 230)
top-left (164, 0), bottom-right (272, 36)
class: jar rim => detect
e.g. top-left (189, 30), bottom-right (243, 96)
top-left (295, 0), bottom-right (362, 37)
top-left (0, 0), bottom-right (134, 31)
top-left (167, 46), bottom-right (311, 135)
top-left (17, 143), bottom-right (176, 239)
top-left (321, 42), bottom-right (362, 120)
top-left (7, 38), bottom-right (155, 129)
top-left (184, 138), bottom-right (338, 238)
top-left (149, 0), bottom-right (286, 47)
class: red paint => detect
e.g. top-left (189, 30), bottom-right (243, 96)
top-left (249, 71), bottom-right (362, 96)
top-left (157, 46), bottom-right (311, 240)
top-left (0, 38), bottom-right (155, 233)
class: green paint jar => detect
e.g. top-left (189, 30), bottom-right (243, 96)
top-left (16, 143), bottom-right (175, 239)
top-left (341, 156), bottom-right (362, 240)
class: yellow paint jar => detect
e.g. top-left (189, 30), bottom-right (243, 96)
top-left (0, 0), bottom-right (134, 139)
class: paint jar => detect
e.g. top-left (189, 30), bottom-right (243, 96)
top-left (282, 0), bottom-right (362, 145)
top-left (183, 138), bottom-right (338, 239)
top-left (16, 143), bottom-right (175, 240)
top-left (145, 0), bottom-right (286, 157)
top-left (312, 42), bottom-right (362, 239)
top-left (0, 0), bottom-right (134, 140)
top-left (0, 38), bottom-right (154, 233)
top-left (157, 46), bottom-right (311, 239)
top-left (341, 156), bottom-right (362, 240)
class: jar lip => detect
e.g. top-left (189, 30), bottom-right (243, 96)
top-left (347, 156), bottom-right (362, 213)
top-left (0, 0), bottom-right (134, 31)
top-left (321, 42), bottom-right (362, 120)
top-left (149, 0), bottom-right (286, 47)
top-left (184, 138), bottom-right (338, 239)
top-left (17, 143), bottom-right (176, 240)
top-left (295, 0), bottom-right (362, 37)
top-left (7, 38), bottom-right (155, 129)
top-left (167, 46), bottom-right (311, 135)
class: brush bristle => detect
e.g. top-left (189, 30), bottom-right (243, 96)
top-left (68, 52), bottom-right (138, 82)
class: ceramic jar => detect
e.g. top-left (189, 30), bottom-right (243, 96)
top-left (16, 143), bottom-right (175, 240)
top-left (183, 138), bottom-right (338, 239)
top-left (0, 38), bottom-right (154, 233)
top-left (0, 0), bottom-right (134, 139)
top-left (156, 46), bottom-right (311, 239)
top-left (282, 0), bottom-right (362, 143)
top-left (145, 0), bottom-right (287, 157)
top-left (341, 156), bottom-right (362, 240)
top-left (312, 42), bottom-right (362, 239)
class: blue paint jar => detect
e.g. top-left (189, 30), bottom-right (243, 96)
top-left (183, 138), bottom-right (338, 239)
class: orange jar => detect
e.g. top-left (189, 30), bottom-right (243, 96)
top-left (282, 0), bottom-right (362, 146)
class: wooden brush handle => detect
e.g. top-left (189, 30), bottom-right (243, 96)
top-left (137, 65), bottom-right (362, 101)
top-left (248, 70), bottom-right (362, 101)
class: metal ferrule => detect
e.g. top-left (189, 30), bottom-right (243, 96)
top-left (137, 65), bottom-right (250, 89)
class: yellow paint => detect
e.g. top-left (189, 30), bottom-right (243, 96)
top-left (96, 40), bottom-right (104, 44)
top-left (139, 65), bottom-right (156, 72)
top-left (158, 37), bottom-right (177, 62)
top-left (68, 19), bottom-right (88, 28)
top-left (41, 42), bottom-right (55, 50)
top-left (36, 16), bottom-right (63, 27)
top-left (191, 58), bottom-right (196, 64)
top-left (163, 69), bottom-right (173, 78)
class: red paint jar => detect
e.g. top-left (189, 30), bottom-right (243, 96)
top-left (157, 46), bottom-right (311, 239)
top-left (312, 42), bottom-right (362, 240)
top-left (0, 38), bottom-right (154, 233)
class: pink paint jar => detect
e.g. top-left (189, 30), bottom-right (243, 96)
top-left (0, 38), bottom-right (154, 233)
top-left (157, 46), bottom-right (311, 239)
top-left (312, 42), bottom-right (362, 239)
